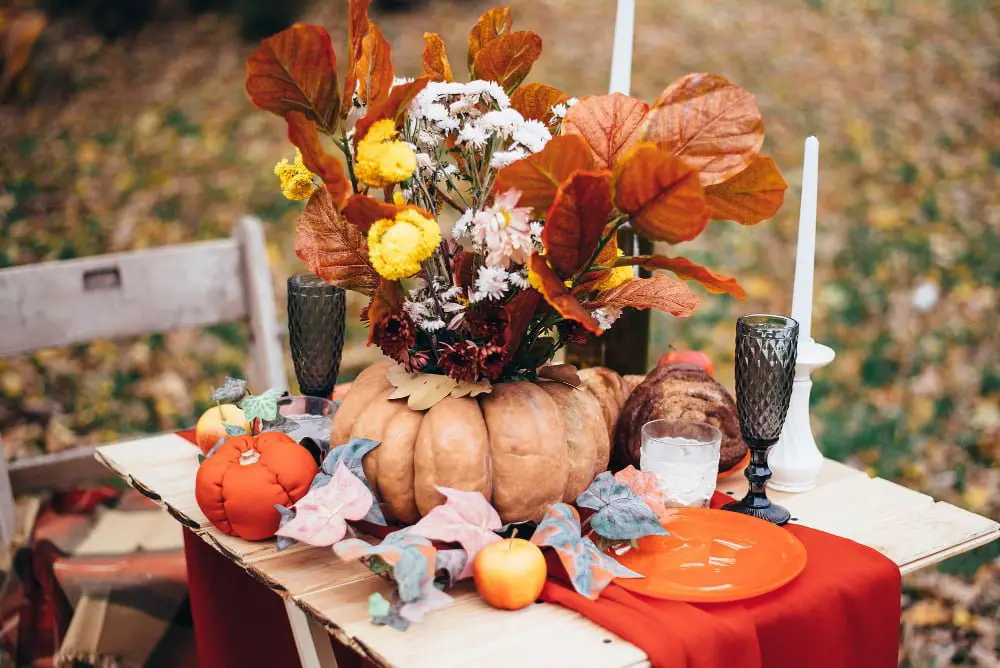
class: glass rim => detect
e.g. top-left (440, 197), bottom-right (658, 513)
top-left (640, 418), bottom-right (723, 446)
top-left (276, 394), bottom-right (335, 407)
top-left (288, 273), bottom-right (344, 292)
top-left (737, 314), bottom-right (799, 330)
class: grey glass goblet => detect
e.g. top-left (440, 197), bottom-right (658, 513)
top-left (287, 273), bottom-right (346, 398)
top-left (723, 314), bottom-right (799, 525)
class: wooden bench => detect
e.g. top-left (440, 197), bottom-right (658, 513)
top-left (96, 433), bottom-right (1000, 668)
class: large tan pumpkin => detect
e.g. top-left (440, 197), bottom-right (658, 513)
top-left (331, 361), bottom-right (611, 524)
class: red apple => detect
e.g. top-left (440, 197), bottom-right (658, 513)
top-left (658, 350), bottom-right (715, 377)
top-left (195, 404), bottom-right (250, 454)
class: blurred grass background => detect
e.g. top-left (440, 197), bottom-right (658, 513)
top-left (1, 0), bottom-right (998, 664)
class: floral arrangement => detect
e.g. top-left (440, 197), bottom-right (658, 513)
top-left (245, 2), bottom-right (787, 391)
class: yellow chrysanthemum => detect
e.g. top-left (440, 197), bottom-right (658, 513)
top-left (368, 209), bottom-right (442, 280)
top-left (594, 249), bottom-right (633, 292)
top-left (273, 149), bottom-right (317, 201)
top-left (528, 266), bottom-right (544, 292)
top-left (355, 119), bottom-right (417, 188)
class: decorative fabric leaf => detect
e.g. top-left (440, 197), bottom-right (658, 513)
top-left (364, 279), bottom-right (404, 345)
top-left (295, 187), bottom-right (379, 297)
top-left (274, 504), bottom-right (297, 551)
top-left (316, 438), bottom-right (385, 525)
top-left (222, 423), bottom-right (248, 437)
top-left (611, 142), bottom-right (709, 243)
top-left (276, 462), bottom-right (374, 546)
top-left (335, 531), bottom-right (436, 603)
top-left (386, 365), bottom-right (490, 410)
top-left (576, 471), bottom-right (669, 541)
top-left (510, 83), bottom-right (570, 124)
top-left (528, 254), bottom-right (602, 334)
top-left (613, 254), bottom-right (746, 300)
top-left (245, 23), bottom-right (340, 133)
top-left (369, 592), bottom-right (391, 618)
top-left (502, 289), bottom-right (542, 360)
top-left (542, 170), bottom-right (613, 276)
top-left (471, 31), bottom-right (542, 94)
top-left (562, 93), bottom-right (649, 169)
top-left (422, 33), bottom-right (453, 82)
top-left (467, 6), bottom-right (512, 70)
top-left (434, 549), bottom-right (468, 588)
top-left (211, 377), bottom-right (247, 403)
top-left (704, 155), bottom-right (787, 224)
top-left (531, 503), bottom-right (642, 599)
top-left (373, 604), bottom-right (410, 632)
top-left (353, 77), bottom-right (431, 149)
top-left (613, 466), bottom-right (673, 524)
top-left (286, 112), bottom-right (350, 210)
top-left (588, 275), bottom-right (698, 318)
top-left (536, 364), bottom-right (582, 388)
top-left (355, 22), bottom-right (393, 106)
top-left (239, 388), bottom-right (282, 422)
top-left (493, 135), bottom-right (595, 216)
top-left (642, 73), bottom-right (764, 186)
top-left (450, 380), bottom-right (493, 400)
top-left (399, 584), bottom-right (454, 623)
top-left (410, 487), bottom-right (503, 579)
top-left (343, 0), bottom-right (372, 108)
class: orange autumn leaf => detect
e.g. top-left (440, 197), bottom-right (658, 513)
top-left (562, 93), bottom-right (649, 169)
top-left (355, 22), bottom-right (393, 106)
top-left (705, 156), bottom-right (787, 225)
top-left (493, 134), bottom-right (594, 215)
top-left (342, 194), bottom-right (400, 234)
top-left (471, 31), bottom-right (542, 94)
top-left (342, 0), bottom-right (371, 111)
top-left (528, 254), bottom-right (602, 334)
top-left (612, 143), bottom-right (709, 243)
top-left (422, 33), bottom-right (453, 82)
top-left (574, 234), bottom-right (619, 296)
top-left (286, 112), bottom-right (350, 210)
top-left (467, 6), bottom-right (512, 70)
top-left (296, 187), bottom-right (379, 296)
top-left (510, 83), bottom-right (570, 124)
top-left (0, 8), bottom-right (46, 95)
top-left (353, 77), bottom-right (430, 147)
top-left (364, 279), bottom-right (403, 344)
top-left (589, 275), bottom-right (698, 317)
top-left (246, 24), bottom-right (340, 133)
top-left (542, 170), bottom-right (613, 276)
top-left (503, 289), bottom-right (542, 361)
top-left (613, 254), bottom-right (746, 300)
top-left (643, 73), bottom-right (764, 187)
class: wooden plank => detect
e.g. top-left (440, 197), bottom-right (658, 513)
top-left (9, 445), bottom-right (108, 494)
top-left (298, 580), bottom-right (646, 668)
top-left (285, 599), bottom-right (340, 668)
top-left (248, 545), bottom-right (375, 597)
top-left (0, 239), bottom-right (247, 356)
top-left (900, 528), bottom-right (1000, 575)
top-left (715, 457), bottom-right (865, 503)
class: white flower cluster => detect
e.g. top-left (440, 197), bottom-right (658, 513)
top-left (470, 265), bottom-right (531, 303)
top-left (404, 279), bottom-right (466, 332)
top-left (592, 306), bottom-right (623, 331)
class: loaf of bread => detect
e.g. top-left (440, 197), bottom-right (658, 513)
top-left (612, 363), bottom-right (748, 473)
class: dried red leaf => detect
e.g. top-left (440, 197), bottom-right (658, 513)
top-left (286, 112), bottom-right (350, 210)
top-left (589, 275), bottom-right (698, 317)
top-left (353, 77), bottom-right (430, 147)
top-left (542, 170), bottom-right (613, 276)
top-left (529, 254), bottom-right (602, 334)
top-left (613, 254), bottom-right (746, 300)
top-left (510, 83), bottom-right (570, 124)
top-left (502, 288), bottom-right (542, 358)
top-left (343, 0), bottom-right (372, 111)
top-left (493, 135), bottom-right (594, 215)
top-left (705, 155), bottom-right (787, 225)
top-left (452, 250), bottom-right (477, 292)
top-left (364, 279), bottom-right (404, 344)
top-left (562, 93), bottom-right (649, 169)
top-left (246, 24), bottom-right (340, 133)
top-left (342, 194), bottom-right (399, 234)
top-left (612, 143), bottom-right (709, 243)
top-left (355, 22), bottom-right (393, 106)
top-left (296, 187), bottom-right (379, 296)
top-left (467, 7), bottom-right (512, 70)
top-left (422, 32), bottom-right (453, 82)
top-left (643, 73), bottom-right (764, 186)
top-left (471, 31), bottom-right (542, 93)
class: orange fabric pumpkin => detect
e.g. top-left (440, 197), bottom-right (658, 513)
top-left (195, 432), bottom-right (318, 540)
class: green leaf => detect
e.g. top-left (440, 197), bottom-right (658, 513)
top-left (222, 423), bottom-right (248, 437)
top-left (211, 376), bottom-right (248, 403)
top-left (576, 472), bottom-right (669, 541)
top-left (239, 388), bottom-right (283, 422)
top-left (368, 592), bottom-right (391, 617)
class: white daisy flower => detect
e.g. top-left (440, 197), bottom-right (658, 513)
top-left (403, 299), bottom-right (432, 322)
top-left (480, 81), bottom-right (510, 108)
top-left (490, 148), bottom-right (527, 169)
top-left (442, 164), bottom-right (459, 177)
top-left (436, 116), bottom-right (461, 133)
top-left (529, 221), bottom-right (544, 241)
top-left (509, 270), bottom-right (530, 289)
top-left (566, 97), bottom-right (579, 107)
top-left (473, 265), bottom-right (511, 301)
top-left (472, 189), bottom-right (533, 268)
top-left (457, 123), bottom-right (489, 148)
top-left (416, 129), bottom-right (441, 148)
top-left (592, 306), bottom-right (623, 331)
top-left (422, 318), bottom-right (446, 332)
top-left (479, 108), bottom-right (525, 138)
top-left (415, 153), bottom-right (434, 170)
top-left (452, 209), bottom-right (475, 239)
top-left (550, 103), bottom-right (568, 119)
top-left (392, 76), bottom-right (415, 87)
top-left (512, 119), bottom-right (551, 153)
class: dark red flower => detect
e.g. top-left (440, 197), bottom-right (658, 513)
top-left (465, 303), bottom-right (508, 347)
top-left (396, 347), bottom-right (430, 373)
top-left (480, 343), bottom-right (506, 381)
top-left (558, 320), bottom-right (590, 346)
top-left (373, 311), bottom-right (416, 357)
top-left (438, 340), bottom-right (482, 383)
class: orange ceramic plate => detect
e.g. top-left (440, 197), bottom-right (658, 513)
top-left (613, 508), bottom-right (807, 603)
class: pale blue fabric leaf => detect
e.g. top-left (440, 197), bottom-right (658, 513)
top-left (368, 592), bottom-right (391, 618)
top-left (211, 377), bottom-right (248, 403)
top-left (577, 472), bottom-right (669, 541)
top-left (434, 549), bottom-right (468, 588)
top-left (274, 504), bottom-right (297, 551)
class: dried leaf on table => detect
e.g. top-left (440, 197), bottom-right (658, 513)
top-left (315, 437), bottom-right (385, 525)
top-left (541, 170), bottom-right (613, 276)
top-left (422, 33), bottom-right (453, 82)
top-left (210, 376), bottom-right (248, 403)
top-left (493, 135), bottom-right (595, 216)
top-left (704, 156), bottom-right (787, 225)
top-left (276, 462), bottom-right (374, 546)
top-left (562, 93), bottom-right (649, 169)
top-left (410, 486), bottom-right (503, 579)
top-left (589, 275), bottom-right (698, 318)
top-left (613, 255), bottom-right (746, 300)
top-left (471, 31), bottom-right (542, 93)
top-left (467, 6), bottom-right (512, 69)
top-left (510, 83), bottom-right (571, 124)
top-left (238, 388), bottom-right (282, 423)
top-left (295, 187), bottom-right (379, 296)
top-left (576, 472), bottom-right (669, 541)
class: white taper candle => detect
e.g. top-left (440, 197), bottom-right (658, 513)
top-left (609, 0), bottom-right (635, 95)
top-left (790, 136), bottom-right (819, 342)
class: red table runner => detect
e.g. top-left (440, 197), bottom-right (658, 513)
top-left (179, 431), bottom-right (901, 667)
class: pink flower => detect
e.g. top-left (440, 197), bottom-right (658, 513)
top-left (471, 189), bottom-right (534, 269)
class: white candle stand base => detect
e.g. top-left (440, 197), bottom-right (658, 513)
top-left (768, 338), bottom-right (835, 493)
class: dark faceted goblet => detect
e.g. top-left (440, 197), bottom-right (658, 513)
top-left (287, 273), bottom-right (346, 398)
top-left (723, 314), bottom-right (799, 525)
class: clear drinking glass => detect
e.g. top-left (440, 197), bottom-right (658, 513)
top-left (640, 419), bottom-right (722, 508)
top-left (262, 395), bottom-right (336, 461)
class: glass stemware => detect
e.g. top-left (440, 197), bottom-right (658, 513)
top-left (287, 273), bottom-right (346, 398)
top-left (723, 314), bottom-right (799, 525)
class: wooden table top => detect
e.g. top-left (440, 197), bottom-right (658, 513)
top-left (96, 433), bottom-right (999, 668)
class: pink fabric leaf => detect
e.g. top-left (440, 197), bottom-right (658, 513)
top-left (276, 461), bottom-right (374, 546)
top-left (399, 583), bottom-right (455, 623)
top-left (409, 486), bottom-right (503, 579)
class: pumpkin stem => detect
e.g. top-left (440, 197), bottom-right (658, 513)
top-left (239, 449), bottom-right (261, 466)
